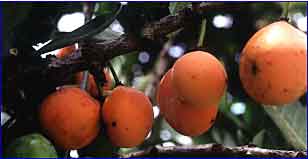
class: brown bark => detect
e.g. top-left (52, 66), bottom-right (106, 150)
top-left (119, 144), bottom-right (307, 158)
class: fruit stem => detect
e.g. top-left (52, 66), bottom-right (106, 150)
top-left (281, 2), bottom-right (290, 21)
top-left (197, 18), bottom-right (207, 48)
top-left (92, 66), bottom-right (105, 104)
top-left (107, 61), bottom-right (123, 86)
top-left (80, 2), bottom-right (96, 90)
top-left (80, 71), bottom-right (90, 90)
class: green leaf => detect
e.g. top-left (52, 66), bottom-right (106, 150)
top-left (5, 133), bottom-right (58, 158)
top-left (97, 2), bottom-right (119, 15)
top-left (263, 102), bottom-right (307, 150)
top-left (36, 4), bottom-right (123, 55)
top-left (252, 129), bottom-right (265, 147)
top-left (169, 2), bottom-right (191, 15)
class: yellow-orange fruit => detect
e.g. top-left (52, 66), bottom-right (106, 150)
top-left (75, 69), bottom-right (113, 97)
top-left (55, 45), bottom-right (76, 59)
top-left (102, 86), bottom-right (153, 147)
top-left (172, 51), bottom-right (227, 106)
top-left (39, 87), bottom-right (100, 150)
top-left (239, 21), bottom-right (307, 105)
top-left (157, 69), bottom-right (218, 136)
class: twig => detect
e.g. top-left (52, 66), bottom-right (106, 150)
top-left (144, 40), bottom-right (172, 101)
top-left (197, 18), bottom-right (207, 48)
top-left (107, 61), bottom-right (122, 86)
top-left (119, 144), bottom-right (307, 158)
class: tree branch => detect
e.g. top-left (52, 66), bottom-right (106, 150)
top-left (47, 3), bottom-right (249, 75)
top-left (119, 144), bottom-right (307, 158)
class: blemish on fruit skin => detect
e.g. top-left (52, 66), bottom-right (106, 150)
top-left (283, 88), bottom-right (288, 93)
top-left (178, 97), bottom-right (187, 105)
top-left (267, 83), bottom-right (272, 89)
top-left (266, 61), bottom-right (273, 66)
top-left (125, 128), bottom-right (129, 131)
top-left (251, 61), bottom-right (260, 76)
top-left (112, 121), bottom-right (117, 127)
top-left (210, 118), bottom-right (215, 124)
top-left (191, 75), bottom-right (197, 79)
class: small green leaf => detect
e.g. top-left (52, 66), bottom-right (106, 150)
top-left (98, 2), bottom-right (119, 15)
top-left (5, 133), bottom-right (58, 158)
top-left (263, 102), bottom-right (307, 150)
top-left (169, 2), bottom-right (191, 15)
top-left (252, 129), bottom-right (265, 147)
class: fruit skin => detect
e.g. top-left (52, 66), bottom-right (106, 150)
top-left (4, 133), bottom-right (58, 158)
top-left (157, 69), bottom-right (218, 136)
top-left (56, 45), bottom-right (76, 59)
top-left (76, 69), bottom-right (113, 97)
top-left (102, 86), bottom-right (153, 147)
top-left (39, 87), bottom-right (100, 150)
top-left (239, 21), bottom-right (307, 105)
top-left (172, 51), bottom-right (228, 106)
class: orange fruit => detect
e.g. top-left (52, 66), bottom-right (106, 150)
top-left (75, 69), bottom-right (113, 97)
top-left (172, 51), bottom-right (227, 106)
top-left (157, 69), bottom-right (218, 136)
top-left (39, 87), bottom-right (100, 150)
top-left (55, 45), bottom-right (76, 59)
top-left (240, 21), bottom-right (307, 105)
top-left (102, 86), bottom-right (153, 147)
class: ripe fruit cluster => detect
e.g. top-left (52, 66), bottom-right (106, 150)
top-left (39, 86), bottom-right (154, 150)
top-left (40, 43), bottom-right (154, 150)
top-left (13, 20), bottom-right (304, 157)
top-left (157, 51), bottom-right (227, 136)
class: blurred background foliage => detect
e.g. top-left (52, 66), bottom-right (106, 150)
top-left (1, 2), bottom-right (307, 157)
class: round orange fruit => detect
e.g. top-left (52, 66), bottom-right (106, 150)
top-left (39, 87), bottom-right (100, 150)
top-left (157, 69), bottom-right (218, 136)
top-left (172, 51), bottom-right (227, 106)
top-left (102, 86), bottom-right (154, 147)
top-left (239, 21), bottom-right (307, 105)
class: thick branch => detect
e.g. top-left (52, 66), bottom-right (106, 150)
top-left (119, 144), bottom-right (307, 158)
top-left (142, 2), bottom-right (248, 40)
top-left (47, 3), bottom-right (249, 74)
top-left (5, 3), bottom-right (250, 92)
